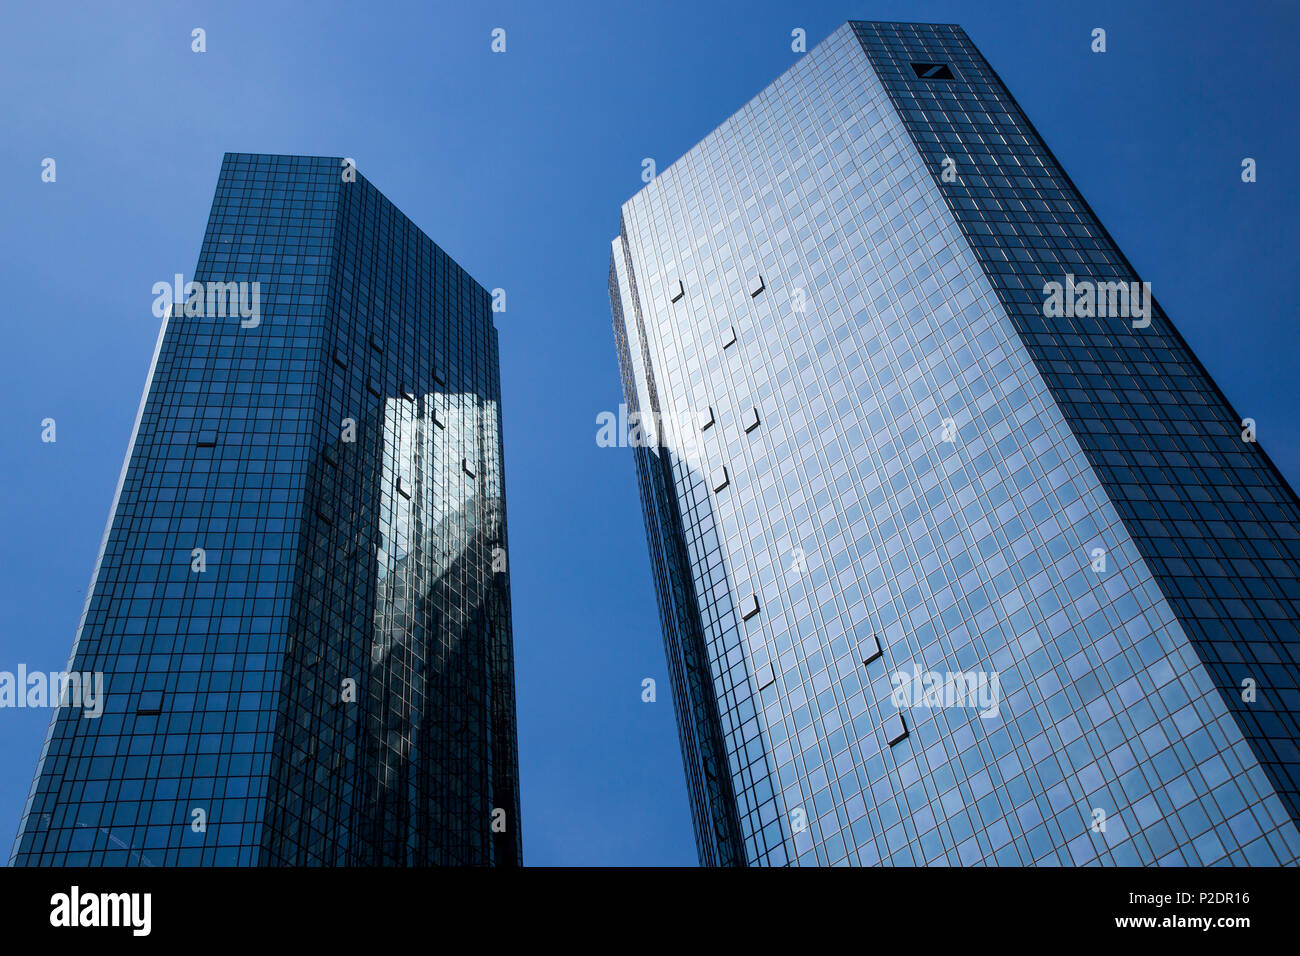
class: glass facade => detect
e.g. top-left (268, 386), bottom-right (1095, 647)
top-left (610, 22), bottom-right (1300, 866)
top-left (11, 153), bottom-right (521, 866)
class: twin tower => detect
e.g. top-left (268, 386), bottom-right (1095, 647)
top-left (14, 22), bottom-right (1300, 867)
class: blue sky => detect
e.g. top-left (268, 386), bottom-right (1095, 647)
top-left (1, 0), bottom-right (1296, 866)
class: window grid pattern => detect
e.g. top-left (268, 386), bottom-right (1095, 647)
top-left (854, 19), bottom-right (1300, 834)
top-left (611, 248), bottom-right (748, 866)
top-left (611, 23), bottom-right (1300, 866)
top-left (12, 153), bottom-right (520, 866)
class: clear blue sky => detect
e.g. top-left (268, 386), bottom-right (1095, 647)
top-left (1, 0), bottom-right (1297, 866)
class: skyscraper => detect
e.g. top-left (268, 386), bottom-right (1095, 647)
top-left (610, 22), bottom-right (1300, 866)
top-left (12, 153), bottom-right (521, 866)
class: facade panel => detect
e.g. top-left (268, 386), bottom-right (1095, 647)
top-left (610, 23), bottom-right (1300, 866)
top-left (12, 153), bottom-right (520, 866)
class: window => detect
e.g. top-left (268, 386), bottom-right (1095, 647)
top-left (669, 278), bottom-right (685, 303)
top-left (195, 430), bottom-right (217, 448)
top-left (910, 62), bottom-right (954, 80)
top-left (463, 458), bottom-right (476, 478)
top-left (884, 714), bottom-right (908, 746)
top-left (756, 662), bottom-right (776, 690)
top-left (742, 406), bottom-right (760, 433)
top-left (740, 593), bottom-right (760, 621)
top-left (859, 631), bottom-right (882, 665)
top-left (750, 274), bottom-right (765, 297)
top-left (136, 690), bottom-right (164, 716)
top-left (698, 406), bottom-right (715, 430)
top-left (721, 325), bottom-right (737, 349)
top-left (711, 465), bottom-right (730, 492)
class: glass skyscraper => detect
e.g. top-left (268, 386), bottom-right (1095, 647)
top-left (12, 153), bottom-right (521, 866)
top-left (610, 21), bottom-right (1300, 866)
